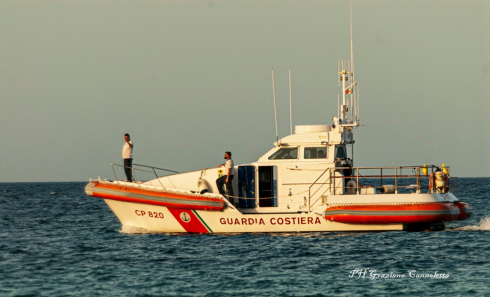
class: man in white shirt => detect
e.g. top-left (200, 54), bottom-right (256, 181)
top-left (216, 151), bottom-right (234, 200)
top-left (122, 133), bottom-right (134, 182)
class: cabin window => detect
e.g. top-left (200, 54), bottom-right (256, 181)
top-left (335, 146), bottom-right (347, 159)
top-left (268, 147), bottom-right (298, 160)
top-left (304, 147), bottom-right (328, 159)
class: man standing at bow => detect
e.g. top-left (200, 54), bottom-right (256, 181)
top-left (122, 133), bottom-right (134, 182)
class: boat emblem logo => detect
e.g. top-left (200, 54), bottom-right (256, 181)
top-left (180, 212), bottom-right (191, 223)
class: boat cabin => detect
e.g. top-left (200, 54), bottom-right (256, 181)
top-left (146, 124), bottom-right (355, 214)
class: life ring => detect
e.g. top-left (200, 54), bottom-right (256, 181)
top-left (429, 173), bottom-right (435, 192)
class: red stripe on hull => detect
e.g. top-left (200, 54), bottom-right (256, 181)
top-left (167, 208), bottom-right (210, 233)
top-left (325, 203), bottom-right (461, 224)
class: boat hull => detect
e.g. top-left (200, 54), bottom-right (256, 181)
top-left (86, 181), bottom-right (470, 233)
top-left (103, 199), bottom-right (404, 233)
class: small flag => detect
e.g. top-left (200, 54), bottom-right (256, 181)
top-left (346, 88), bottom-right (353, 95)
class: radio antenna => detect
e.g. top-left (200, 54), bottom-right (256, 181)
top-left (271, 68), bottom-right (279, 144)
top-left (349, 0), bottom-right (359, 126)
top-left (289, 68), bottom-right (292, 135)
top-left (350, 0), bottom-right (354, 78)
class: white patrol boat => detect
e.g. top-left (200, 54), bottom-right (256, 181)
top-left (85, 4), bottom-right (471, 234)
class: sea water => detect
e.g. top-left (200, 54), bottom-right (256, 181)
top-left (1, 178), bottom-right (489, 296)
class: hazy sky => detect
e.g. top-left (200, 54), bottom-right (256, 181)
top-left (1, 0), bottom-right (489, 182)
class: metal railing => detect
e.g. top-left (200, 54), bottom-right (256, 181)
top-left (111, 163), bottom-right (179, 189)
top-left (307, 165), bottom-right (457, 211)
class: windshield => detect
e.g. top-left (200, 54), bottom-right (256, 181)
top-left (268, 148), bottom-right (298, 160)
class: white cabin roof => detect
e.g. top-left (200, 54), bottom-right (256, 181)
top-left (276, 125), bottom-right (345, 147)
top-left (277, 131), bottom-right (330, 147)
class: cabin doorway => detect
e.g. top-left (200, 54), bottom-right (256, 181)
top-left (258, 166), bottom-right (277, 207)
top-left (238, 166), bottom-right (256, 208)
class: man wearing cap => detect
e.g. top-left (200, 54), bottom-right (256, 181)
top-left (122, 133), bottom-right (134, 182)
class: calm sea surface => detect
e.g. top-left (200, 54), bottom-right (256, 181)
top-left (1, 178), bottom-right (489, 296)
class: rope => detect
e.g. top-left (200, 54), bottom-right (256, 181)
top-left (325, 202), bottom-right (455, 207)
top-left (223, 189), bottom-right (311, 200)
top-left (96, 180), bottom-right (310, 201)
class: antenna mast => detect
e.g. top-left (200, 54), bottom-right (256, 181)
top-left (338, 0), bottom-right (359, 127)
top-left (350, 0), bottom-right (357, 124)
top-left (350, 0), bottom-right (354, 81)
top-left (289, 68), bottom-right (292, 135)
top-left (271, 68), bottom-right (279, 144)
